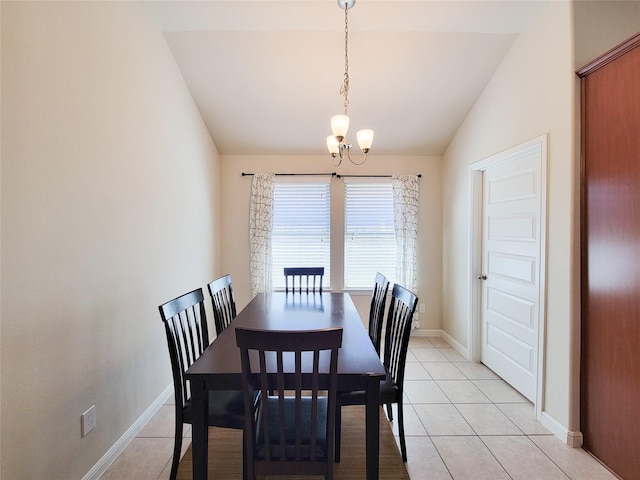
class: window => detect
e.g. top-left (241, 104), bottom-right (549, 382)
top-left (271, 182), bottom-right (331, 290)
top-left (344, 182), bottom-right (396, 289)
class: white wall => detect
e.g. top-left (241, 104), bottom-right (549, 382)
top-left (442, 1), bottom-right (578, 435)
top-left (219, 154), bottom-right (442, 332)
top-left (1, 3), bottom-right (220, 478)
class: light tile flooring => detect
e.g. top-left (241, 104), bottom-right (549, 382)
top-left (101, 336), bottom-right (617, 480)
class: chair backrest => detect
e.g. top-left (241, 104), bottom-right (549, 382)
top-left (284, 267), bottom-right (325, 294)
top-left (158, 288), bottom-right (210, 409)
top-left (207, 274), bottom-right (237, 336)
top-left (236, 327), bottom-right (343, 479)
top-left (383, 284), bottom-right (418, 393)
top-left (369, 273), bottom-right (390, 355)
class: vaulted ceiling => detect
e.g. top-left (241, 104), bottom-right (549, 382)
top-left (143, 1), bottom-right (543, 156)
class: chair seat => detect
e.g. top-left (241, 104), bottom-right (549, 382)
top-left (338, 371), bottom-right (398, 407)
top-left (256, 396), bottom-right (328, 460)
top-left (183, 390), bottom-right (246, 430)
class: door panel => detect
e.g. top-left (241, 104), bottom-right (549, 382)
top-left (481, 150), bottom-right (542, 402)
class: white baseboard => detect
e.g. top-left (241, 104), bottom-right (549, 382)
top-left (81, 384), bottom-right (173, 480)
top-left (539, 411), bottom-right (583, 447)
top-left (440, 331), bottom-right (469, 358)
top-left (410, 328), bottom-right (442, 337)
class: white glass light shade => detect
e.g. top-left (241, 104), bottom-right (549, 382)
top-left (356, 129), bottom-right (374, 153)
top-left (331, 114), bottom-right (350, 140)
top-left (326, 135), bottom-right (340, 155)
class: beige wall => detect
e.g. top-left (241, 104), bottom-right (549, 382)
top-left (574, 0), bottom-right (640, 69)
top-left (1, 3), bottom-right (221, 478)
top-left (442, 1), bottom-right (577, 435)
top-left (219, 154), bottom-right (443, 332)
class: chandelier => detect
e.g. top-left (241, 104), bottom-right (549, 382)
top-left (326, 0), bottom-right (373, 166)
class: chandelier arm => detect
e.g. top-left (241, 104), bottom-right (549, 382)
top-left (348, 150), bottom-right (367, 166)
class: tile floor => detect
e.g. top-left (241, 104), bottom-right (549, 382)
top-left (100, 336), bottom-right (617, 480)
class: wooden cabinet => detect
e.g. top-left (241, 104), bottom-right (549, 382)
top-left (579, 32), bottom-right (640, 480)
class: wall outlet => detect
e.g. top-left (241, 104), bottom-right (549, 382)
top-left (81, 405), bottom-right (96, 437)
top-left (419, 303), bottom-right (426, 313)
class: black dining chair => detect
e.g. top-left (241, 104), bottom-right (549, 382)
top-left (207, 274), bottom-right (237, 336)
top-left (368, 273), bottom-right (390, 355)
top-left (335, 283), bottom-right (418, 463)
top-left (284, 267), bottom-right (324, 294)
top-left (236, 326), bottom-right (343, 480)
top-left (158, 288), bottom-right (247, 480)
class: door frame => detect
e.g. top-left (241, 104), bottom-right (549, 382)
top-left (468, 134), bottom-right (548, 417)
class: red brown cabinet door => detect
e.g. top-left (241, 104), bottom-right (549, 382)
top-left (579, 33), bottom-right (640, 480)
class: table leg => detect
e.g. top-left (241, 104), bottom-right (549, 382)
top-left (190, 380), bottom-right (209, 480)
top-left (365, 375), bottom-right (380, 480)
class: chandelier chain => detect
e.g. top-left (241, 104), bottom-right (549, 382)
top-left (339, 4), bottom-right (350, 114)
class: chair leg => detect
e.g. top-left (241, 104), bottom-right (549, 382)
top-left (397, 400), bottom-right (407, 462)
top-left (169, 419), bottom-right (184, 480)
top-left (334, 404), bottom-right (342, 463)
top-left (385, 402), bottom-right (393, 421)
top-left (241, 431), bottom-right (248, 480)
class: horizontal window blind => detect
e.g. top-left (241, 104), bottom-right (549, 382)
top-left (272, 183), bottom-right (330, 289)
top-left (344, 183), bottom-right (396, 289)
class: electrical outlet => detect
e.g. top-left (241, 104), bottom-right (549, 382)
top-left (81, 405), bottom-right (96, 437)
top-left (419, 303), bottom-right (426, 314)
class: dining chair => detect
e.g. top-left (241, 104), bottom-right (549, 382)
top-left (158, 288), bottom-right (246, 480)
top-left (284, 267), bottom-right (325, 294)
top-left (368, 273), bottom-right (390, 355)
top-left (235, 326), bottom-right (343, 480)
top-left (207, 274), bottom-right (237, 336)
top-left (335, 283), bottom-right (418, 463)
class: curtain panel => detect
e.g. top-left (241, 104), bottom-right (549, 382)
top-left (392, 175), bottom-right (419, 296)
top-left (249, 173), bottom-right (275, 296)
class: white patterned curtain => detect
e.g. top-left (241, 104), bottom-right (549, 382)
top-left (392, 175), bottom-right (419, 295)
top-left (249, 173), bottom-right (275, 296)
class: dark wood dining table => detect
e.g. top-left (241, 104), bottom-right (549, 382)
top-left (185, 291), bottom-right (387, 479)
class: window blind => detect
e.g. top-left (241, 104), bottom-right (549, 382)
top-left (344, 182), bottom-right (396, 289)
top-left (272, 182), bottom-right (331, 290)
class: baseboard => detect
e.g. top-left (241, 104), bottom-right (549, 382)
top-left (410, 328), bottom-right (443, 337)
top-left (539, 411), bottom-right (583, 447)
top-left (80, 384), bottom-right (173, 480)
top-left (440, 331), bottom-right (469, 358)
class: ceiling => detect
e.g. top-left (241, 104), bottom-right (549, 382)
top-left (142, 1), bottom-right (544, 156)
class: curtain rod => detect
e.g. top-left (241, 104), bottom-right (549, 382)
top-left (241, 172), bottom-right (337, 177)
top-left (241, 172), bottom-right (422, 179)
top-left (336, 174), bottom-right (422, 178)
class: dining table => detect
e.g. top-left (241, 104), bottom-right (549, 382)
top-left (185, 291), bottom-right (387, 480)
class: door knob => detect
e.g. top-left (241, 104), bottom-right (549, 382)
top-left (477, 274), bottom-right (487, 280)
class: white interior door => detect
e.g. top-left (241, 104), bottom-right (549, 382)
top-left (478, 143), bottom-right (544, 403)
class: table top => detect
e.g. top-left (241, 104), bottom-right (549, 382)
top-left (185, 292), bottom-right (386, 389)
